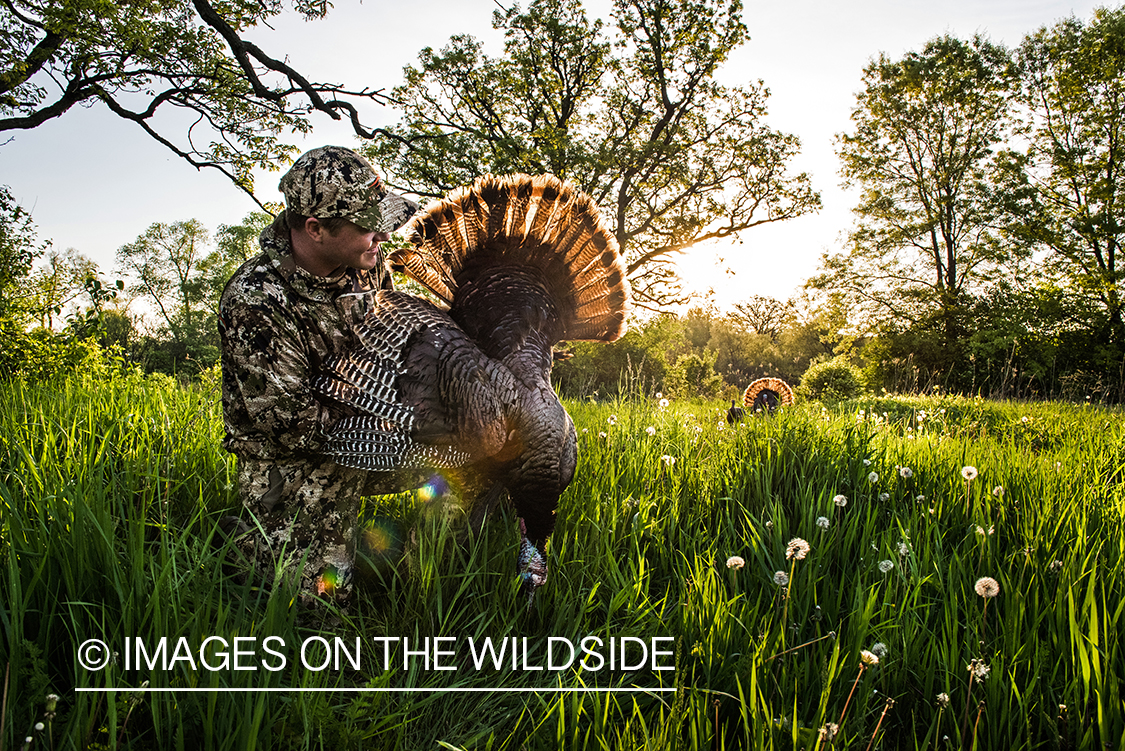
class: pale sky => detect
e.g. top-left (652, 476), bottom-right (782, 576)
top-left (0, 0), bottom-right (1104, 312)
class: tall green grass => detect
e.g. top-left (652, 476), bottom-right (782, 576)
top-left (1, 372), bottom-right (1123, 749)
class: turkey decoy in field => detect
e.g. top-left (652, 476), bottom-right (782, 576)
top-left (314, 173), bottom-right (630, 604)
top-left (743, 377), bottom-right (795, 414)
top-left (726, 399), bottom-right (745, 424)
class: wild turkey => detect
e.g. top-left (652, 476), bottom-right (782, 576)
top-left (313, 173), bottom-right (629, 604)
top-left (725, 399), bottom-right (745, 424)
top-left (743, 377), bottom-right (795, 414)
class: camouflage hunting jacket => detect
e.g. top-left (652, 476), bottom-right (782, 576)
top-left (219, 213), bottom-right (393, 461)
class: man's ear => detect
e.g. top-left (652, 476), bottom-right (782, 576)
top-left (303, 216), bottom-right (325, 242)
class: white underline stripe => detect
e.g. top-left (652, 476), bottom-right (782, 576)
top-left (76, 687), bottom-right (674, 694)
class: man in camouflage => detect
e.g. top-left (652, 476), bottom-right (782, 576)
top-left (219, 145), bottom-right (418, 606)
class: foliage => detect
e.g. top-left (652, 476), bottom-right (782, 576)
top-left (0, 185), bottom-right (48, 321)
top-left (798, 356), bottom-right (866, 402)
top-left (1005, 7), bottom-right (1125, 350)
top-left (363, 0), bottom-right (820, 308)
top-left (816, 35), bottom-right (1018, 343)
top-left (3, 376), bottom-right (1125, 748)
top-left (663, 350), bottom-right (723, 400)
top-left (0, 0), bottom-right (399, 202)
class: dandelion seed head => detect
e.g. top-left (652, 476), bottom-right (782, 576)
top-left (773, 571), bottom-right (789, 586)
top-left (968, 658), bottom-right (990, 680)
top-left (645, 426), bottom-right (656, 436)
top-left (936, 692), bottom-right (951, 709)
top-left (899, 466), bottom-right (914, 479)
top-left (962, 465), bottom-right (979, 481)
top-left (816, 516), bottom-right (830, 530)
top-left (786, 537), bottom-right (811, 560)
top-left (598, 431), bottom-right (607, 438)
top-left (726, 555), bottom-right (745, 570)
top-left (898, 541), bottom-right (912, 556)
top-left (833, 494), bottom-right (848, 507)
top-left (658, 398), bottom-right (669, 408)
top-left (607, 414), bottom-right (617, 426)
top-left (868, 471), bottom-right (879, 483)
top-left (581, 428), bottom-right (588, 434)
top-left (818, 723), bottom-right (839, 742)
top-left (974, 576), bottom-right (1000, 598)
top-left (661, 455), bottom-right (676, 467)
top-left (993, 485), bottom-right (1004, 497)
top-left (34, 722), bottom-right (44, 732)
top-left (863, 458), bottom-right (871, 466)
top-left (871, 642), bottom-right (888, 658)
top-left (878, 559), bottom-right (894, 574)
top-left (879, 492), bottom-right (890, 502)
top-left (860, 650), bottom-right (880, 665)
top-left (1048, 559), bottom-right (1063, 573)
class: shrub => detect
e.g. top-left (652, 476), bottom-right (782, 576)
top-left (798, 356), bottom-right (865, 402)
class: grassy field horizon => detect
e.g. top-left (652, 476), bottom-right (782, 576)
top-left (1, 370), bottom-right (1123, 749)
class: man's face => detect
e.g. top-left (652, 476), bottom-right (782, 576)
top-left (322, 221), bottom-right (391, 272)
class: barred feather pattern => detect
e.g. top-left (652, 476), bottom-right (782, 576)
top-left (390, 173), bottom-right (630, 344)
top-left (315, 290), bottom-right (512, 472)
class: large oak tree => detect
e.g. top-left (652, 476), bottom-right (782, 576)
top-left (0, 0), bottom-right (397, 202)
top-left (363, 0), bottom-right (820, 309)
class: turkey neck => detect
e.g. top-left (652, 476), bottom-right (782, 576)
top-left (449, 264), bottom-right (572, 546)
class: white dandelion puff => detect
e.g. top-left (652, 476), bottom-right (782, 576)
top-left (974, 576), bottom-right (1000, 598)
top-left (816, 516), bottom-right (830, 530)
top-left (968, 658), bottom-right (990, 680)
top-left (871, 642), bottom-right (888, 658)
top-left (961, 466), bottom-right (978, 481)
top-left (726, 555), bottom-right (745, 570)
top-left (773, 571), bottom-right (789, 586)
top-left (659, 398), bottom-right (669, 408)
top-left (645, 426), bottom-right (656, 436)
top-left (661, 455), bottom-right (676, 468)
top-left (786, 538), bottom-right (811, 560)
top-left (878, 559), bottom-right (894, 574)
top-left (868, 471), bottom-right (879, 483)
top-left (899, 466), bottom-right (913, 479)
top-left (860, 650), bottom-right (880, 665)
top-left (833, 494), bottom-right (848, 507)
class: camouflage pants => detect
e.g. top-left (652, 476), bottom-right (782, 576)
top-left (230, 456), bottom-right (432, 606)
top-left (232, 455), bottom-right (376, 605)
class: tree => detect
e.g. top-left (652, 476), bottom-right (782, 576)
top-left (116, 219), bottom-right (211, 342)
top-left (729, 295), bottom-right (794, 342)
top-left (0, 185), bottom-right (48, 320)
top-left (363, 0), bottom-right (819, 308)
top-left (1, 0), bottom-right (398, 202)
top-left (25, 246), bottom-right (99, 329)
top-left (817, 36), bottom-right (1016, 347)
top-left (1007, 8), bottom-right (1125, 352)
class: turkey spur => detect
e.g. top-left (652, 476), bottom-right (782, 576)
top-left (313, 173), bottom-right (630, 602)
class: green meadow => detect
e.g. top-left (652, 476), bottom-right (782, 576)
top-left (1, 369), bottom-right (1123, 749)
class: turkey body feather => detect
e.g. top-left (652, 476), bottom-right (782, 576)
top-left (313, 174), bottom-right (629, 600)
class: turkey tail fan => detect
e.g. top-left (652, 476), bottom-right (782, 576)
top-left (390, 173), bottom-right (630, 343)
top-left (742, 377), bottom-right (796, 413)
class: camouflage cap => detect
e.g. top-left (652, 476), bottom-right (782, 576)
top-left (279, 146), bottom-right (418, 233)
